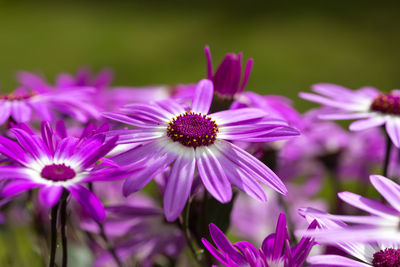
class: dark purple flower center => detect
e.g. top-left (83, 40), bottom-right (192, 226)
top-left (167, 111), bottom-right (218, 148)
top-left (41, 164), bottom-right (76, 181)
top-left (370, 94), bottom-right (400, 115)
top-left (0, 91), bottom-right (37, 101)
top-left (372, 248), bottom-right (400, 267)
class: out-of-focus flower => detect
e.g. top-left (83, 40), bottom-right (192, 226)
top-left (204, 46), bottom-right (253, 98)
top-left (299, 83), bottom-right (400, 147)
top-left (202, 213), bottom-right (317, 267)
top-left (104, 79), bottom-right (299, 221)
top-left (299, 174), bottom-right (400, 245)
top-left (12, 71), bottom-right (101, 123)
top-left (0, 121), bottom-right (142, 221)
top-left (300, 207), bottom-right (400, 266)
top-left (82, 194), bottom-right (185, 267)
top-left (232, 92), bottom-right (302, 128)
top-left (36, 67), bottom-right (170, 112)
top-left (338, 128), bottom-right (384, 181)
top-left (231, 186), bottom-right (327, 246)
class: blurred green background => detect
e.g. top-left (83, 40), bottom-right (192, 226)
top-left (1, 1), bottom-right (400, 112)
top-left (0, 1), bottom-right (400, 266)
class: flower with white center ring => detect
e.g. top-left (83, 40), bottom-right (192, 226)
top-left (104, 79), bottom-right (300, 221)
top-left (300, 84), bottom-right (400, 148)
top-left (0, 121), bottom-right (142, 221)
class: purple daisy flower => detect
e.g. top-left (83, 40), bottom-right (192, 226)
top-left (299, 83), bottom-right (400, 147)
top-left (202, 213), bottom-right (317, 267)
top-left (299, 174), bottom-right (400, 244)
top-left (232, 92), bottom-right (302, 128)
top-left (0, 121), bottom-right (140, 221)
top-left (104, 79), bottom-right (299, 221)
top-left (205, 46), bottom-right (253, 98)
top-left (10, 71), bottom-right (101, 123)
top-left (50, 67), bottom-right (170, 112)
top-left (299, 208), bottom-right (400, 267)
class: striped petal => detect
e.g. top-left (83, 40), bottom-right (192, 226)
top-left (163, 149), bottom-right (195, 221)
top-left (191, 79), bottom-right (213, 114)
top-left (196, 146), bottom-right (232, 203)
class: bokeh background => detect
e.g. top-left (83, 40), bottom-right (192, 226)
top-left (0, 1), bottom-right (400, 265)
top-left (1, 1), bottom-right (400, 110)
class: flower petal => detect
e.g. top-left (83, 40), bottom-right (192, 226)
top-left (196, 146), bottom-right (232, 203)
top-left (208, 223), bottom-right (247, 264)
top-left (308, 255), bottom-right (370, 267)
top-left (214, 140), bottom-right (287, 195)
top-left (319, 112), bottom-right (373, 120)
top-left (210, 108), bottom-right (266, 126)
top-left (122, 152), bottom-right (176, 196)
top-left (338, 191), bottom-right (398, 217)
top-left (10, 128), bottom-right (50, 162)
top-left (217, 153), bottom-right (267, 201)
top-left (102, 112), bottom-right (156, 127)
top-left (11, 101), bottom-right (32, 123)
top-left (370, 174), bottom-right (400, 212)
top-left (0, 137), bottom-right (29, 165)
top-left (0, 101), bottom-right (11, 124)
top-left (38, 186), bottom-right (63, 207)
top-left (349, 116), bottom-right (386, 131)
top-left (191, 79), bottom-right (213, 114)
top-left (201, 238), bottom-right (228, 265)
top-left (67, 184), bottom-right (106, 221)
top-left (41, 121), bottom-right (55, 155)
top-left (385, 117), bottom-right (400, 148)
top-left (163, 149), bottom-right (195, 221)
top-left (1, 180), bottom-right (41, 197)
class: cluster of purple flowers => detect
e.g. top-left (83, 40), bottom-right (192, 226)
top-left (0, 47), bottom-right (399, 267)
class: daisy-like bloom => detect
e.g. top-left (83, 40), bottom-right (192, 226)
top-left (45, 67), bottom-right (169, 112)
top-left (104, 79), bottom-right (299, 221)
top-left (205, 46), bottom-right (253, 98)
top-left (202, 213), bottom-right (317, 267)
top-left (0, 121), bottom-right (141, 221)
top-left (232, 92), bottom-right (302, 128)
top-left (299, 208), bottom-right (400, 267)
top-left (299, 174), bottom-right (400, 245)
top-left (9, 71), bottom-right (101, 123)
top-left (299, 83), bottom-right (400, 147)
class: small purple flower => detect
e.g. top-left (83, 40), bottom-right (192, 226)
top-left (300, 83), bottom-right (400, 147)
top-left (13, 71), bottom-right (101, 123)
top-left (299, 208), bottom-right (400, 267)
top-left (205, 46), bottom-right (253, 98)
top-left (231, 187), bottom-right (327, 247)
top-left (104, 79), bottom-right (299, 221)
top-left (299, 174), bottom-right (400, 244)
top-left (46, 67), bottom-right (170, 112)
top-left (202, 213), bottom-right (317, 267)
top-left (0, 121), bottom-right (140, 221)
top-left (232, 92), bottom-right (302, 128)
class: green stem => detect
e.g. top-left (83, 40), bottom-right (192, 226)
top-left (88, 182), bottom-right (123, 267)
top-left (383, 132), bottom-right (392, 177)
top-left (60, 191), bottom-right (69, 267)
top-left (49, 203), bottom-right (59, 267)
top-left (182, 197), bottom-right (203, 266)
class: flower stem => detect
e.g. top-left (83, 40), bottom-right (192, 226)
top-left (49, 202), bottom-right (59, 267)
top-left (60, 191), bottom-right (69, 267)
top-left (383, 132), bottom-right (392, 177)
top-left (88, 182), bottom-right (123, 267)
top-left (181, 196), bottom-right (203, 266)
top-left (97, 222), bottom-right (123, 267)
